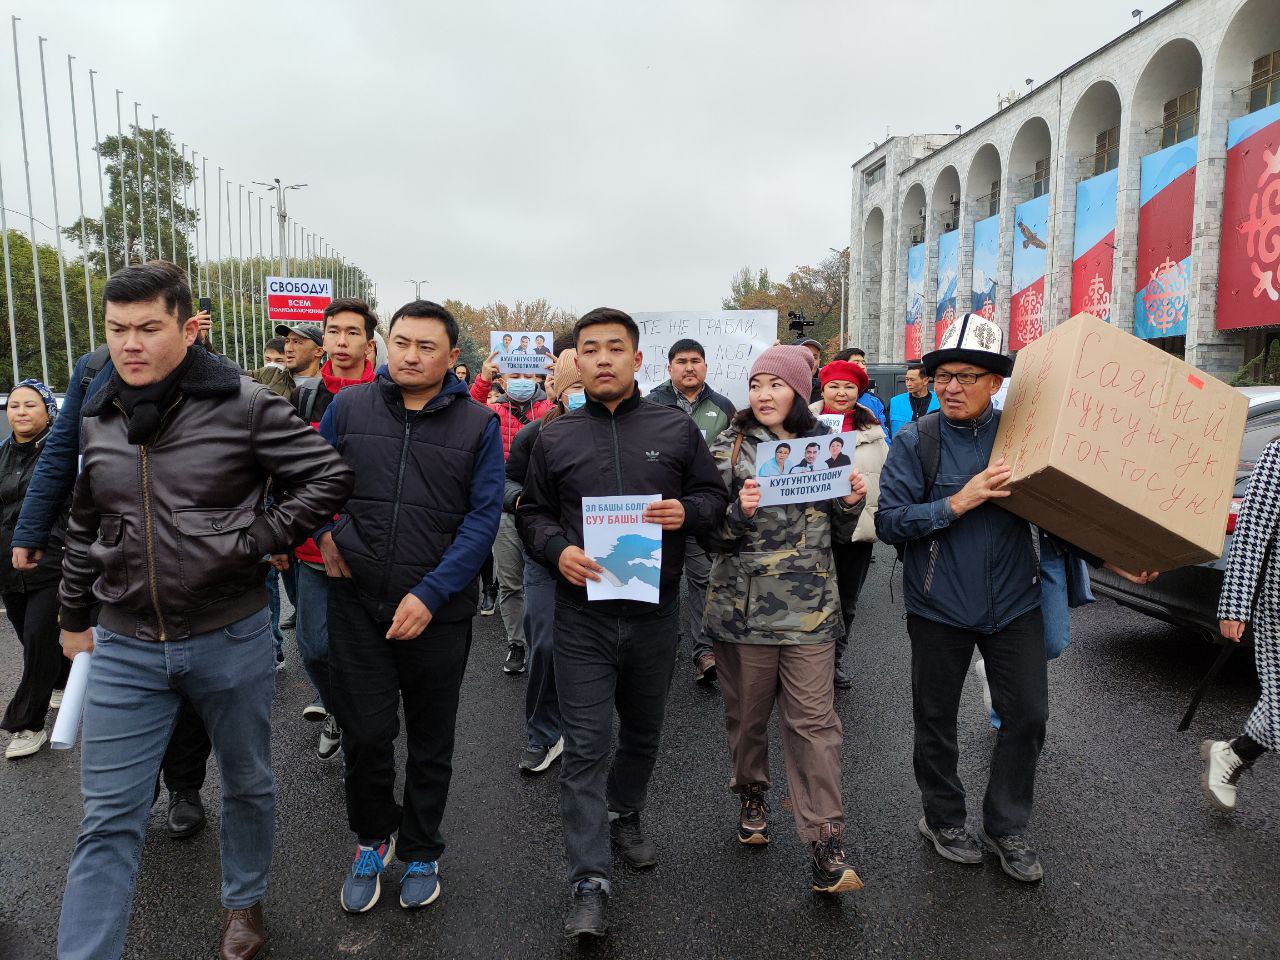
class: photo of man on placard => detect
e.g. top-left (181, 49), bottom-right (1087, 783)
top-left (788, 442), bottom-right (821, 474)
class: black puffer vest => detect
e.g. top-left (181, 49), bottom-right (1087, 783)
top-left (331, 374), bottom-right (496, 623)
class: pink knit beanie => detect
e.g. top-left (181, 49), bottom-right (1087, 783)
top-left (748, 345), bottom-right (815, 403)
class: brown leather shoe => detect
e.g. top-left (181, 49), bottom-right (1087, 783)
top-left (220, 903), bottom-right (265, 960)
top-left (695, 653), bottom-right (717, 684)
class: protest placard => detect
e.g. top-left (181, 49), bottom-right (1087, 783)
top-left (633, 311), bottom-right (775, 410)
top-left (818, 413), bottom-right (845, 432)
top-left (265, 276), bottom-right (332, 324)
top-left (490, 331), bottom-right (555, 375)
top-left (582, 495), bottom-right (662, 603)
top-left (754, 432), bottom-right (856, 507)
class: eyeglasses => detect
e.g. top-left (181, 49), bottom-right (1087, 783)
top-left (932, 371), bottom-right (994, 386)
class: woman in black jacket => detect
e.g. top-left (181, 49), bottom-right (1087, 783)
top-left (2, 380), bottom-right (70, 759)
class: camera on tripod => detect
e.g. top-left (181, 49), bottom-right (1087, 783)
top-left (787, 310), bottom-right (814, 337)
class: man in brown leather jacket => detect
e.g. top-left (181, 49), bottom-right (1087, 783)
top-left (55, 261), bottom-right (354, 960)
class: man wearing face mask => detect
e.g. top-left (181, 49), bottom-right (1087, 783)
top-left (472, 350), bottom-right (553, 674)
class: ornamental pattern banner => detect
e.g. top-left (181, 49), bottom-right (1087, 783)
top-left (905, 243), bottom-right (925, 360)
top-left (971, 213), bottom-right (999, 320)
top-left (1217, 101), bottom-right (1280, 330)
top-left (1071, 168), bottom-right (1117, 323)
top-left (1010, 194), bottom-right (1049, 350)
top-left (1134, 137), bottom-right (1197, 339)
top-left (935, 229), bottom-right (959, 348)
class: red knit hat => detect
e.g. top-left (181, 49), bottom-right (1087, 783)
top-left (748, 345), bottom-right (815, 402)
top-left (819, 360), bottom-right (869, 395)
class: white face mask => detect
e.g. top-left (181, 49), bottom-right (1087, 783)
top-left (264, 361), bottom-right (286, 370)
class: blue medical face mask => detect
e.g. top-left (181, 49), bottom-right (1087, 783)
top-left (565, 391), bottom-right (587, 410)
top-left (505, 379), bottom-right (537, 402)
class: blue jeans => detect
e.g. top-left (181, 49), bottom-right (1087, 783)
top-left (266, 567), bottom-right (285, 661)
top-left (58, 609), bottom-right (276, 960)
top-left (295, 562), bottom-right (332, 709)
top-left (522, 560), bottom-right (561, 749)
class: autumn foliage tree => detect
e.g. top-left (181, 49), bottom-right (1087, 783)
top-left (723, 247), bottom-right (850, 355)
top-left (443, 298), bottom-right (577, 379)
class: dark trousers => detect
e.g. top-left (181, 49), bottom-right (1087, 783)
top-left (908, 610), bottom-right (1047, 837)
top-left (327, 577), bottom-right (471, 863)
top-left (553, 596), bottom-right (679, 885)
top-left (832, 541), bottom-right (873, 668)
top-left (160, 698), bottom-right (212, 792)
top-left (2, 585), bottom-right (69, 732)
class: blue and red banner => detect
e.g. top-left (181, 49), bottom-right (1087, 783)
top-left (935, 229), bottom-right (959, 347)
top-left (1010, 194), bottom-right (1049, 350)
top-left (1217, 101), bottom-right (1280, 330)
top-left (1071, 168), bottom-right (1117, 323)
top-left (1134, 137), bottom-right (1197, 339)
top-left (905, 243), bottom-right (925, 360)
top-left (971, 214), bottom-right (999, 320)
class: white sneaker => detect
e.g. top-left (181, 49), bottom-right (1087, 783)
top-left (318, 714), bottom-right (342, 760)
top-left (6, 729), bottom-right (48, 759)
top-left (1200, 739), bottom-right (1247, 812)
top-left (973, 657), bottom-right (994, 718)
top-left (49, 689), bottom-right (63, 709)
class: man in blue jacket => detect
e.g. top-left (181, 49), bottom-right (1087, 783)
top-left (317, 300), bottom-right (503, 916)
top-left (875, 314), bottom-right (1151, 885)
top-left (887, 362), bottom-right (939, 439)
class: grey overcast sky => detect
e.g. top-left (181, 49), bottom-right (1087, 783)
top-left (2, 0), bottom-right (1174, 315)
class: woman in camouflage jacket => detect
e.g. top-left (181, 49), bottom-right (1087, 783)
top-left (702, 344), bottom-right (866, 896)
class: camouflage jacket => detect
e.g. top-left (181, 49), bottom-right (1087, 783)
top-left (703, 422), bottom-right (863, 646)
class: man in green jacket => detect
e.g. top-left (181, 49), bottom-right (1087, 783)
top-left (647, 338), bottom-right (737, 683)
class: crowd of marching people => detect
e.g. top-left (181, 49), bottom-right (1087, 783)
top-left (0, 260), bottom-right (1275, 958)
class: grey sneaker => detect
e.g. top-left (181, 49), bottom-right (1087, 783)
top-left (918, 817), bottom-right (983, 865)
top-left (977, 826), bottom-right (1043, 882)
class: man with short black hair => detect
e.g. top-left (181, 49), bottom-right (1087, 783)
top-left (646, 337), bottom-right (736, 683)
top-left (518, 307), bottom-right (728, 940)
top-left (56, 261), bottom-right (353, 960)
top-left (278, 322), bottom-right (324, 382)
top-left (319, 299), bottom-right (502, 916)
top-left (888, 362), bottom-right (938, 439)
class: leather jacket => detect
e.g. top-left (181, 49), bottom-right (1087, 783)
top-left (59, 346), bottom-right (354, 642)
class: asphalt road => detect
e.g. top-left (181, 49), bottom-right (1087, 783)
top-left (0, 544), bottom-right (1276, 960)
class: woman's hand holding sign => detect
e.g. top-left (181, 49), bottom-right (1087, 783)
top-left (842, 467), bottom-right (867, 507)
top-left (739, 478), bottom-right (761, 519)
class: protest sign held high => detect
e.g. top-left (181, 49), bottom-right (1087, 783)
top-left (265, 276), bottom-right (333, 324)
top-left (633, 311), bottom-right (775, 410)
top-left (754, 431), bottom-right (857, 507)
top-left (490, 330), bottom-right (555, 375)
top-left (582, 495), bottom-right (662, 603)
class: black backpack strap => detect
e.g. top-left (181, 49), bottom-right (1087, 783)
top-left (915, 411), bottom-right (942, 499)
top-left (296, 381), bottom-right (321, 423)
top-left (80, 344), bottom-right (111, 392)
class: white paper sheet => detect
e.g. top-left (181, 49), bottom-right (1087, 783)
top-left (50, 652), bottom-right (91, 750)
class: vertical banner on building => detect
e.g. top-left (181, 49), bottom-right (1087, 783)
top-left (905, 244), bottom-right (925, 360)
top-left (1071, 167), bottom-right (1118, 323)
top-left (1010, 194), bottom-right (1049, 350)
top-left (971, 213), bottom-right (1000, 320)
top-left (1217, 101), bottom-right (1280, 330)
top-left (935, 230), bottom-right (959, 347)
top-left (1134, 137), bottom-right (1197, 339)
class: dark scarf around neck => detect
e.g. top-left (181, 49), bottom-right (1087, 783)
top-left (117, 347), bottom-right (197, 444)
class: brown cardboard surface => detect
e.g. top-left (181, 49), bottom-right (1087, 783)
top-left (991, 313), bottom-right (1248, 572)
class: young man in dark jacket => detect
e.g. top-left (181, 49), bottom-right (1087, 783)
top-left (317, 300), bottom-right (503, 916)
top-left (646, 338), bottom-right (736, 683)
top-left (517, 308), bottom-right (728, 940)
top-left (56, 262), bottom-right (354, 960)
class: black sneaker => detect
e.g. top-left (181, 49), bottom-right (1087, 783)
top-left (564, 879), bottom-right (608, 939)
top-left (918, 817), bottom-right (983, 865)
top-left (519, 737), bottom-right (564, 775)
top-left (977, 826), bottom-right (1043, 882)
top-left (833, 664), bottom-right (853, 690)
top-left (503, 643), bottom-right (527, 675)
top-left (610, 812), bottom-right (658, 869)
top-left (166, 788), bottom-right (207, 839)
top-left (479, 588), bottom-right (497, 617)
top-left (810, 822), bottom-right (863, 893)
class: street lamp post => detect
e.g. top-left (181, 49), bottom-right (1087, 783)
top-left (406, 279), bottom-right (429, 298)
top-left (254, 177), bottom-right (305, 277)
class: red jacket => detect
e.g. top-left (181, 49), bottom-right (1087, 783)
top-left (470, 375), bottom-right (551, 460)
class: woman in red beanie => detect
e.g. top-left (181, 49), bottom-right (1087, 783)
top-left (811, 360), bottom-right (889, 688)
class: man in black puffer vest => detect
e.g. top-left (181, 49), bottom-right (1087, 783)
top-left (316, 300), bottom-right (503, 915)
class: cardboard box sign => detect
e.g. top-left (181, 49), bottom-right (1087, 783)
top-left (991, 312), bottom-right (1247, 573)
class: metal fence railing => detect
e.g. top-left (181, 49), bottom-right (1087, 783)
top-left (0, 15), bottom-right (376, 390)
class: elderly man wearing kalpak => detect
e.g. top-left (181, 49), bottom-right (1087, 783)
top-left (875, 314), bottom-right (1153, 884)
top-left (56, 261), bottom-right (354, 960)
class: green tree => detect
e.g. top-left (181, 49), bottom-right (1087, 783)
top-left (723, 249), bottom-right (850, 355)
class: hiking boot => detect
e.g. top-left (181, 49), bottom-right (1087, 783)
top-left (340, 837), bottom-right (395, 913)
top-left (610, 812), bottom-right (658, 869)
top-left (318, 715), bottom-right (342, 760)
top-left (810, 822), bottom-right (863, 893)
top-left (167, 788), bottom-right (207, 839)
top-left (695, 653), bottom-right (717, 684)
top-left (1201, 739), bottom-right (1249, 812)
top-left (519, 737), bottom-right (564, 775)
top-left (978, 827), bottom-right (1043, 882)
top-left (737, 784), bottom-right (769, 846)
top-left (503, 643), bottom-right (527, 675)
top-left (563, 879), bottom-right (608, 939)
top-left (917, 816), bottom-right (983, 865)
top-left (4, 729), bottom-right (48, 759)
top-left (399, 860), bottom-right (441, 909)
top-left (479, 587), bottom-right (497, 617)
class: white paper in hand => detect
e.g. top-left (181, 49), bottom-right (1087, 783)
top-left (582, 495), bottom-right (662, 603)
top-left (51, 652), bottom-right (91, 750)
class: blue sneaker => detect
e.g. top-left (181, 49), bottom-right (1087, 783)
top-left (399, 860), bottom-right (441, 909)
top-left (340, 837), bottom-right (395, 913)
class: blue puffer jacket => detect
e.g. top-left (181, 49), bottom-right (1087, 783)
top-left (874, 404), bottom-right (1040, 633)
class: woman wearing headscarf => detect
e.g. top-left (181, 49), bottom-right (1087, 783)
top-left (703, 345), bottom-right (867, 894)
top-left (1, 380), bottom-right (70, 759)
top-left (810, 359), bottom-right (888, 689)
